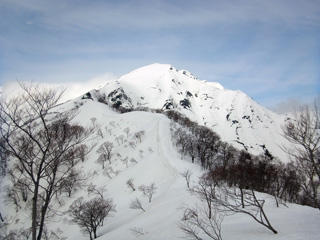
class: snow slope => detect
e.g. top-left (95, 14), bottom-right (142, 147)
top-left (1, 64), bottom-right (319, 240)
top-left (1, 96), bottom-right (319, 240)
top-left (87, 63), bottom-right (291, 162)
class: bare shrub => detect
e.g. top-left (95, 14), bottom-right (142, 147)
top-left (180, 206), bottom-right (223, 240)
top-left (130, 158), bottom-right (138, 165)
top-left (96, 141), bottom-right (113, 169)
top-left (61, 169), bottom-right (86, 197)
top-left (130, 227), bottom-right (147, 237)
top-left (134, 131), bottom-right (145, 143)
top-left (123, 127), bottom-right (130, 138)
top-left (129, 198), bottom-right (145, 212)
top-left (86, 184), bottom-right (106, 199)
top-left (213, 187), bottom-right (278, 234)
top-left (96, 128), bottom-right (104, 138)
top-left (78, 145), bottom-right (89, 162)
top-left (126, 178), bottom-right (136, 191)
top-left (115, 135), bottom-right (124, 145)
top-left (190, 177), bottom-right (216, 220)
top-left (121, 157), bottom-right (129, 168)
top-left (129, 141), bottom-right (136, 149)
top-left (181, 170), bottom-right (192, 189)
top-left (138, 183), bottom-right (157, 203)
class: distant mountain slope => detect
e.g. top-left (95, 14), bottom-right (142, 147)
top-left (85, 63), bottom-right (291, 161)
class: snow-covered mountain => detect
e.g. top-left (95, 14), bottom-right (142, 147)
top-left (84, 63), bottom-right (290, 161)
top-left (1, 63), bottom-right (319, 240)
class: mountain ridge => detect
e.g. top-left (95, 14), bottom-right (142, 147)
top-left (83, 63), bottom-right (290, 162)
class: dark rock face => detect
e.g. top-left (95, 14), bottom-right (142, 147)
top-left (107, 88), bottom-right (133, 110)
top-left (242, 115), bottom-right (252, 124)
top-left (82, 92), bottom-right (93, 100)
top-left (232, 120), bottom-right (239, 125)
top-left (162, 99), bottom-right (175, 110)
top-left (260, 144), bottom-right (274, 160)
top-left (186, 91), bottom-right (193, 97)
top-left (180, 99), bottom-right (191, 109)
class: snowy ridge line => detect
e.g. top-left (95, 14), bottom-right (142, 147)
top-left (80, 63), bottom-right (292, 162)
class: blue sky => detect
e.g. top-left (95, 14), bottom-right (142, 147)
top-left (0, 0), bottom-right (319, 110)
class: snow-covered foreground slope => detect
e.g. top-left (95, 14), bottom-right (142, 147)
top-left (86, 63), bottom-right (291, 161)
top-left (57, 100), bottom-right (320, 240)
top-left (1, 64), bottom-right (319, 240)
top-left (1, 98), bottom-right (319, 240)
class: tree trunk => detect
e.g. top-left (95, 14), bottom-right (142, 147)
top-left (274, 195), bottom-right (279, 208)
top-left (37, 199), bottom-right (50, 240)
top-left (240, 188), bottom-right (245, 208)
top-left (32, 185), bottom-right (39, 240)
top-left (252, 190), bottom-right (278, 234)
top-left (208, 203), bottom-right (212, 219)
top-left (93, 227), bottom-right (97, 239)
top-left (261, 207), bottom-right (278, 234)
top-left (37, 165), bottom-right (57, 240)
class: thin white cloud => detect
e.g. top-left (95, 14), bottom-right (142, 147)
top-left (270, 97), bottom-right (318, 114)
top-left (1, 72), bottom-right (117, 103)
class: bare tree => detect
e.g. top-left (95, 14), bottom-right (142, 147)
top-left (282, 99), bottom-right (320, 208)
top-left (69, 197), bottom-right (115, 240)
top-left (0, 84), bottom-right (92, 240)
top-left (123, 127), bottom-right (130, 138)
top-left (0, 134), bottom-right (7, 177)
top-left (138, 183), bottom-right (157, 203)
top-left (129, 198), bottom-right (145, 212)
top-left (128, 141), bottom-right (136, 149)
top-left (190, 177), bottom-right (216, 220)
top-left (213, 187), bottom-right (278, 234)
top-left (130, 227), bottom-right (147, 237)
top-left (0, 227), bottom-right (32, 240)
top-left (181, 170), bottom-right (192, 189)
top-left (180, 205), bottom-right (223, 240)
top-left (134, 131), bottom-right (145, 143)
top-left (126, 178), bottom-right (136, 191)
top-left (96, 141), bottom-right (113, 169)
top-left (6, 168), bottom-right (29, 203)
top-left (78, 145), bottom-right (89, 162)
top-left (61, 169), bottom-right (86, 197)
top-left (86, 184), bottom-right (106, 199)
top-left (188, 173), bottom-right (278, 235)
top-left (96, 128), bottom-right (104, 139)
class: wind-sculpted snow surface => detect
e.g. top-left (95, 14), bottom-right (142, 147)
top-left (85, 63), bottom-right (292, 162)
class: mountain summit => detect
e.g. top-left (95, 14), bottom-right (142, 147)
top-left (84, 63), bottom-right (290, 161)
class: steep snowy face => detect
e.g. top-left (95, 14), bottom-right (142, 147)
top-left (102, 63), bottom-right (224, 110)
top-left (86, 63), bottom-right (290, 161)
